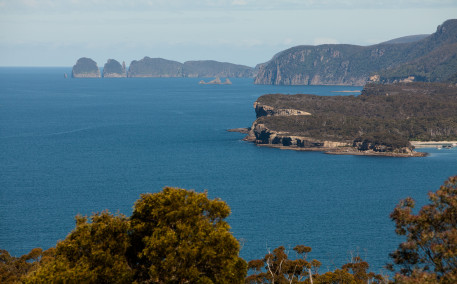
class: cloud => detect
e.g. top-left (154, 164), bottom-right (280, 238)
top-left (1, 0), bottom-right (456, 13)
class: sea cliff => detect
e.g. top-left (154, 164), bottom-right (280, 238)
top-left (254, 19), bottom-right (457, 85)
top-left (236, 82), bottom-right (457, 157)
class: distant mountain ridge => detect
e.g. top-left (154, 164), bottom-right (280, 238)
top-left (72, 57), bottom-right (255, 78)
top-left (254, 19), bottom-right (457, 85)
top-left (380, 34), bottom-right (429, 45)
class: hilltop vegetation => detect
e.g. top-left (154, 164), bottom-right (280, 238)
top-left (255, 19), bottom-right (457, 85)
top-left (250, 82), bottom-right (457, 154)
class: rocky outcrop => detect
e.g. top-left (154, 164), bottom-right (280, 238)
top-left (255, 19), bottom-right (457, 85)
top-left (254, 102), bottom-right (310, 118)
top-left (247, 122), bottom-right (348, 149)
top-left (72, 57), bottom-right (101, 78)
top-left (199, 77), bottom-right (232, 85)
top-left (103, 59), bottom-right (126, 78)
top-left (352, 138), bottom-right (414, 155)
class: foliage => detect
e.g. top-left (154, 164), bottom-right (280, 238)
top-left (129, 187), bottom-right (247, 283)
top-left (0, 248), bottom-right (50, 283)
top-left (246, 245), bottom-right (386, 284)
top-left (25, 211), bottom-right (133, 283)
top-left (18, 187), bottom-right (246, 283)
top-left (388, 176), bottom-right (457, 283)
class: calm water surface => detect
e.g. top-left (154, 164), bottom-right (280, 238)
top-left (1, 67), bottom-right (456, 273)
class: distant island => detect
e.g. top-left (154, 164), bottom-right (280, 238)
top-left (199, 77), bottom-right (232, 85)
top-left (72, 58), bottom-right (101, 78)
top-left (232, 82), bottom-right (457, 157)
top-left (103, 59), bottom-right (126, 78)
top-left (72, 58), bottom-right (254, 79)
top-left (255, 19), bottom-right (457, 85)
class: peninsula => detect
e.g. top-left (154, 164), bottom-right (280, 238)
top-left (235, 82), bottom-right (457, 157)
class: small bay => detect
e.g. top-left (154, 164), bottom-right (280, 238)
top-left (1, 67), bottom-right (456, 273)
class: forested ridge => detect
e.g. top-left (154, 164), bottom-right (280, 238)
top-left (255, 82), bottom-right (457, 150)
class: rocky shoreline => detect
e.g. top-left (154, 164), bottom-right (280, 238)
top-left (228, 128), bottom-right (427, 157)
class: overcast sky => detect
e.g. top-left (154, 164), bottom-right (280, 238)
top-left (1, 0), bottom-right (456, 67)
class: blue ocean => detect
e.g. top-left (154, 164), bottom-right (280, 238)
top-left (1, 67), bottom-right (456, 274)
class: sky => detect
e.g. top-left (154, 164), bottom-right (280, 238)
top-left (0, 0), bottom-right (456, 67)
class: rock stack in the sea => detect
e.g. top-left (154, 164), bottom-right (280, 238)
top-left (103, 59), bottom-right (127, 78)
top-left (72, 57), bottom-right (101, 78)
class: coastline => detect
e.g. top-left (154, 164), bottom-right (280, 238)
top-left (255, 143), bottom-right (428, 157)
top-left (410, 141), bottom-right (457, 148)
top-left (227, 128), bottom-right (429, 157)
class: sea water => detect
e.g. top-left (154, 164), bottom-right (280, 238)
top-left (1, 67), bottom-right (457, 273)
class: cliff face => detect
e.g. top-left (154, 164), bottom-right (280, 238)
top-left (253, 101), bottom-right (311, 118)
top-left (72, 57), bottom-right (101, 78)
top-left (103, 59), bottom-right (126, 78)
top-left (255, 19), bottom-right (457, 85)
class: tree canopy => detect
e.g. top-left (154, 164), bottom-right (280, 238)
top-left (23, 187), bottom-right (246, 283)
top-left (388, 176), bottom-right (457, 283)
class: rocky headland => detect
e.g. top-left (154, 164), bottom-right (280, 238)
top-left (103, 59), bottom-right (126, 78)
top-left (254, 19), bottom-right (457, 85)
top-left (235, 82), bottom-right (457, 157)
top-left (72, 57), bottom-right (101, 78)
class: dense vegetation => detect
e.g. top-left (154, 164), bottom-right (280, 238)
top-left (1, 177), bottom-right (457, 283)
top-left (255, 82), bottom-right (457, 148)
top-left (255, 19), bottom-right (457, 85)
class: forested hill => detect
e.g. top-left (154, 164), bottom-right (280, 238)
top-left (247, 82), bottom-right (457, 155)
top-left (254, 19), bottom-right (457, 85)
